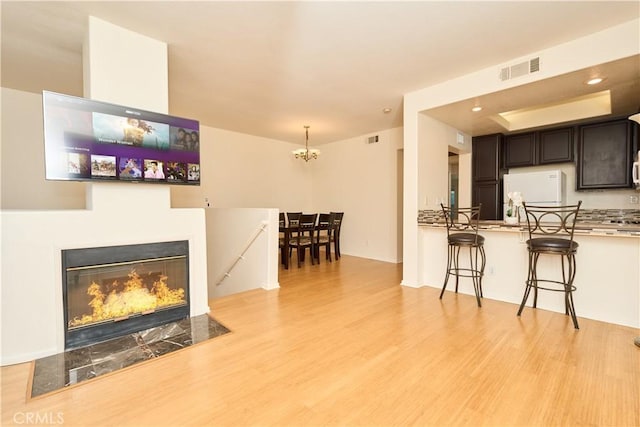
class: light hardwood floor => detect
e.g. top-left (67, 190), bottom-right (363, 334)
top-left (2, 255), bottom-right (639, 426)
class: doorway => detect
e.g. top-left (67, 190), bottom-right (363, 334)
top-left (448, 152), bottom-right (459, 216)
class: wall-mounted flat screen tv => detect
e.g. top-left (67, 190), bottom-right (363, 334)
top-left (43, 91), bottom-right (200, 185)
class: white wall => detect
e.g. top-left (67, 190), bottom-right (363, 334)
top-left (1, 88), bottom-right (86, 209)
top-left (417, 114), bottom-right (472, 212)
top-left (171, 127), bottom-right (312, 212)
top-left (207, 208), bottom-right (279, 298)
top-left (311, 127), bottom-right (403, 263)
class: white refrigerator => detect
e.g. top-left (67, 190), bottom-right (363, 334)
top-left (503, 170), bottom-right (565, 216)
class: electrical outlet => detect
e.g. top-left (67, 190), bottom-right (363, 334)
top-left (629, 195), bottom-right (639, 204)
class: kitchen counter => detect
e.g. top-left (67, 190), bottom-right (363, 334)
top-left (417, 218), bottom-right (640, 328)
top-left (418, 219), bottom-right (640, 238)
top-left (418, 208), bottom-right (640, 238)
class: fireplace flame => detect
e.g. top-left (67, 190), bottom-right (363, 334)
top-left (69, 270), bottom-right (185, 328)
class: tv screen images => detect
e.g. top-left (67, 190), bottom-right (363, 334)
top-left (43, 91), bottom-right (200, 186)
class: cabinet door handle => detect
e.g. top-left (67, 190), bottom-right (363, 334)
top-left (633, 161), bottom-right (639, 184)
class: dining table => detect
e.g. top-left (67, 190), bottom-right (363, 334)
top-left (279, 213), bottom-right (335, 269)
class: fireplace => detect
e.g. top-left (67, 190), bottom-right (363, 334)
top-left (62, 241), bottom-right (190, 349)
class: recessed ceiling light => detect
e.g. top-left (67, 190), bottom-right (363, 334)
top-left (586, 77), bottom-right (604, 85)
top-left (471, 106), bottom-right (482, 112)
top-left (383, 108), bottom-right (392, 114)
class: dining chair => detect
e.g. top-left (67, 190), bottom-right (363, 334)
top-left (278, 212), bottom-right (287, 267)
top-left (330, 212), bottom-right (344, 259)
top-left (314, 213), bottom-right (335, 263)
top-left (288, 213), bottom-right (318, 268)
top-left (284, 212), bottom-right (302, 261)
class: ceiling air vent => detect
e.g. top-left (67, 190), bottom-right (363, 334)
top-left (529, 56), bottom-right (540, 73)
top-left (500, 67), bottom-right (510, 81)
top-left (499, 57), bottom-right (540, 82)
top-left (367, 135), bottom-right (379, 144)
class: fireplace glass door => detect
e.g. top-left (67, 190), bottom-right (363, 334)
top-left (63, 241), bottom-right (190, 349)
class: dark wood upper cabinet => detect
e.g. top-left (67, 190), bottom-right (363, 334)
top-left (577, 119), bottom-right (633, 190)
top-left (472, 117), bottom-right (635, 212)
top-left (538, 127), bottom-right (574, 164)
top-left (472, 134), bottom-right (502, 181)
top-left (504, 128), bottom-right (574, 168)
top-left (504, 132), bottom-right (536, 168)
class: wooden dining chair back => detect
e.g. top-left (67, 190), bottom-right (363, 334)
top-left (314, 213), bottom-right (336, 263)
top-left (330, 212), bottom-right (344, 259)
top-left (288, 213), bottom-right (318, 268)
top-left (286, 212), bottom-right (302, 227)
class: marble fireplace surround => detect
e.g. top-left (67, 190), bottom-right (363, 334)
top-left (1, 184), bottom-right (210, 365)
top-left (30, 314), bottom-right (230, 398)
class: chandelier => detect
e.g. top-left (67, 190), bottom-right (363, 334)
top-left (292, 125), bottom-right (320, 162)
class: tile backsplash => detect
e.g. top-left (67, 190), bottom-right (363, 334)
top-left (418, 209), bottom-right (640, 223)
top-left (418, 210), bottom-right (443, 223)
top-left (578, 209), bottom-right (640, 223)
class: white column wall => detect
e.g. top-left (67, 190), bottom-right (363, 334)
top-left (417, 114), bottom-right (472, 212)
top-left (83, 16), bottom-right (168, 112)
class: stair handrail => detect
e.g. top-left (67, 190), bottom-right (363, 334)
top-left (216, 221), bottom-right (268, 287)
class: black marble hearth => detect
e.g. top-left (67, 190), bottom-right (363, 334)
top-left (30, 314), bottom-right (230, 398)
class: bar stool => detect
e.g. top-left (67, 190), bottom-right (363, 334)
top-left (440, 204), bottom-right (486, 307)
top-left (517, 201), bottom-right (582, 329)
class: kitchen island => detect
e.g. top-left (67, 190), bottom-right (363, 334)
top-left (418, 217), bottom-right (640, 328)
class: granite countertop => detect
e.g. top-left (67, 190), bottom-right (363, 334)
top-left (417, 208), bottom-right (640, 237)
top-left (417, 219), bottom-right (640, 237)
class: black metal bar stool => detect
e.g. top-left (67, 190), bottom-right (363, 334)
top-left (440, 204), bottom-right (486, 307)
top-left (517, 201), bottom-right (582, 329)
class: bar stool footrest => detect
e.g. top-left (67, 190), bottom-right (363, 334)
top-left (447, 268), bottom-right (484, 279)
top-left (526, 279), bottom-right (576, 293)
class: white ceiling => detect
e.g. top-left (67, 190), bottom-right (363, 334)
top-left (1, 1), bottom-right (639, 145)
